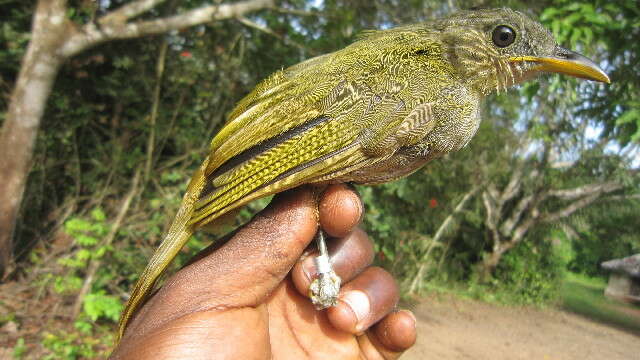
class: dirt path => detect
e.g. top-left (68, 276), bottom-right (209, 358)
top-left (403, 295), bottom-right (640, 360)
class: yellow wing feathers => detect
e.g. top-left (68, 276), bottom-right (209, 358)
top-left (191, 115), bottom-right (359, 226)
top-left (193, 77), bottom-right (375, 226)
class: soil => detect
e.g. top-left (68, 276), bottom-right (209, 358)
top-left (403, 295), bottom-right (640, 360)
top-left (2, 279), bottom-right (639, 359)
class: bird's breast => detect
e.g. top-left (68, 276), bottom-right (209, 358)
top-left (422, 85), bottom-right (481, 153)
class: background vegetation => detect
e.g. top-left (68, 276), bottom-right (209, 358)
top-left (0, 0), bottom-right (638, 358)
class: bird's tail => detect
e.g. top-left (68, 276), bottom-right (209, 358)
top-left (116, 160), bottom-right (209, 342)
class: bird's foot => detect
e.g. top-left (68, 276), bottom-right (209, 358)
top-left (309, 231), bottom-right (341, 309)
top-left (309, 256), bottom-right (341, 308)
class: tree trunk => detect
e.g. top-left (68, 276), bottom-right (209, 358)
top-left (0, 0), bottom-right (275, 277)
top-left (0, 0), bottom-right (67, 277)
top-left (478, 241), bottom-right (517, 282)
top-left (478, 250), bottom-right (503, 282)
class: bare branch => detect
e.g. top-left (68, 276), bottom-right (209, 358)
top-left (100, 0), bottom-right (166, 24)
top-left (540, 139), bottom-right (553, 169)
top-left (500, 159), bottom-right (525, 204)
top-left (548, 182), bottom-right (622, 200)
top-left (542, 182), bottom-right (623, 223)
top-left (603, 194), bottom-right (640, 201)
top-left (542, 193), bottom-right (599, 223)
top-left (550, 161), bottom-right (575, 169)
top-left (499, 193), bottom-right (534, 236)
top-left (433, 186), bottom-right (480, 246)
top-left (60, 0), bottom-right (274, 57)
top-left (482, 189), bottom-right (501, 245)
top-left (144, 40), bottom-right (169, 184)
top-left (510, 211), bottom-right (538, 245)
top-left (125, 0), bottom-right (274, 36)
top-left (560, 223), bottom-right (579, 240)
top-left (486, 183), bottom-right (500, 204)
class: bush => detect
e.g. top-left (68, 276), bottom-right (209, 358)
top-left (490, 240), bottom-right (566, 305)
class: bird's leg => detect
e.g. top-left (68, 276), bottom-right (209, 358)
top-left (309, 230), bottom-right (341, 309)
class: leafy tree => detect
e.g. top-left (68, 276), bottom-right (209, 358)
top-left (0, 0), bottom-right (274, 276)
top-left (1, 0), bottom-right (639, 357)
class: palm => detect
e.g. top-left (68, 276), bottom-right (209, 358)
top-left (266, 278), bottom-right (376, 359)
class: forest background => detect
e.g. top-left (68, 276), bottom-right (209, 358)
top-left (0, 0), bottom-right (638, 358)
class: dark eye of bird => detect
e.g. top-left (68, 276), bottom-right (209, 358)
top-left (491, 25), bottom-right (516, 47)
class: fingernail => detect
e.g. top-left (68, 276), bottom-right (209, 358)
top-left (400, 310), bottom-right (417, 328)
top-left (341, 290), bottom-right (370, 332)
top-left (302, 257), bottom-right (317, 282)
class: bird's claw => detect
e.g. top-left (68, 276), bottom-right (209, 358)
top-left (309, 270), bottom-right (341, 309)
top-left (309, 253), bottom-right (341, 309)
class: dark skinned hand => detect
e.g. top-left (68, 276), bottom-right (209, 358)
top-left (111, 184), bottom-right (417, 359)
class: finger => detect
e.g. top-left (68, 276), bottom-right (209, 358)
top-left (358, 310), bottom-right (417, 360)
top-left (291, 227), bottom-right (374, 297)
top-left (141, 187), bottom-right (319, 323)
top-left (326, 267), bottom-right (399, 334)
top-left (318, 184), bottom-right (363, 238)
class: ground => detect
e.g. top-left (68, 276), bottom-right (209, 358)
top-left (403, 294), bottom-right (640, 360)
top-left (1, 280), bottom-right (639, 359)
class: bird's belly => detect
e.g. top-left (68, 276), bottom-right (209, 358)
top-left (330, 145), bottom-right (443, 185)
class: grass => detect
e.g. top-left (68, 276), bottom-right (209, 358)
top-left (560, 272), bottom-right (640, 334)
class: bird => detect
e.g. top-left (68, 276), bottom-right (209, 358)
top-left (117, 8), bottom-right (609, 340)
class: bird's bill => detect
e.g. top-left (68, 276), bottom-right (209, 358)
top-left (509, 47), bottom-right (610, 83)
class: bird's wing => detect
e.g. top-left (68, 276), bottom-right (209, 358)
top-left (189, 77), bottom-right (411, 226)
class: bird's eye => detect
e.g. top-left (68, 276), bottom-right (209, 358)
top-left (492, 25), bottom-right (516, 48)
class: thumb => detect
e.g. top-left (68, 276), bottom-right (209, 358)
top-left (120, 187), bottom-right (319, 340)
top-left (167, 186), bottom-right (319, 308)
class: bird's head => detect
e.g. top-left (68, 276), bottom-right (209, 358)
top-left (434, 8), bottom-right (610, 95)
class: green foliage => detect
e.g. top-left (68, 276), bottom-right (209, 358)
top-left (12, 338), bottom-right (26, 359)
top-left (42, 330), bottom-right (98, 360)
top-left (83, 291), bottom-right (121, 322)
top-left (32, 208), bottom-right (121, 358)
top-left (566, 199), bottom-right (640, 276)
top-left (541, 2), bottom-right (612, 48)
top-left (53, 209), bottom-right (110, 294)
top-left (542, 0), bottom-right (640, 144)
top-left (491, 241), bottom-right (565, 305)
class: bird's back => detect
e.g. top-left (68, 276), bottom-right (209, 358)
top-left (189, 27), bottom-right (460, 227)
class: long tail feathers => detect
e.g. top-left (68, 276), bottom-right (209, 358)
top-left (116, 160), bottom-right (209, 342)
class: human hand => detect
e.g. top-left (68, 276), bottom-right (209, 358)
top-left (111, 184), bottom-right (416, 359)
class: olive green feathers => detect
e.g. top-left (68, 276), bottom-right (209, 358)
top-left (117, 8), bottom-right (608, 340)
